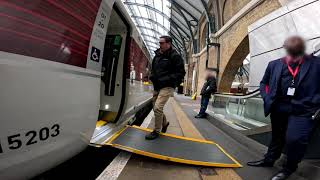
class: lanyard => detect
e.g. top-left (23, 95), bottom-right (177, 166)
top-left (285, 57), bottom-right (303, 85)
top-left (287, 63), bottom-right (300, 79)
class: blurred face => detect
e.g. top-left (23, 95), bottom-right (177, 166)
top-left (284, 36), bottom-right (306, 58)
top-left (205, 70), bottom-right (212, 79)
top-left (159, 38), bottom-right (171, 52)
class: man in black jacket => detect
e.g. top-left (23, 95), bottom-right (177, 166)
top-left (146, 36), bottom-right (186, 140)
top-left (195, 70), bottom-right (217, 118)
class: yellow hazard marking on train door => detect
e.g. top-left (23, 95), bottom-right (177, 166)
top-left (96, 120), bottom-right (107, 128)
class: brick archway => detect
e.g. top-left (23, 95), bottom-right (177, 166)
top-left (219, 35), bottom-right (249, 92)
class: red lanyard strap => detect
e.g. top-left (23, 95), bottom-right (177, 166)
top-left (285, 57), bottom-right (303, 79)
top-left (287, 64), bottom-right (300, 78)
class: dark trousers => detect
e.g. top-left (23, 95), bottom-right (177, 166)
top-left (265, 112), bottom-right (315, 172)
top-left (199, 96), bottom-right (210, 115)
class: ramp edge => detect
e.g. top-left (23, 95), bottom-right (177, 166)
top-left (107, 126), bottom-right (242, 168)
top-left (111, 143), bottom-right (242, 168)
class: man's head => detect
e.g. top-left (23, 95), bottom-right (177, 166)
top-left (159, 36), bottom-right (172, 52)
top-left (205, 69), bottom-right (214, 80)
top-left (283, 36), bottom-right (306, 58)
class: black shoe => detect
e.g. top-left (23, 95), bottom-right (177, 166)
top-left (145, 131), bottom-right (160, 140)
top-left (270, 170), bottom-right (292, 180)
top-left (161, 122), bottom-right (170, 133)
top-left (247, 159), bottom-right (274, 167)
top-left (195, 114), bottom-right (206, 118)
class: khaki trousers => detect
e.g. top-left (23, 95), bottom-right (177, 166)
top-left (152, 87), bottom-right (174, 132)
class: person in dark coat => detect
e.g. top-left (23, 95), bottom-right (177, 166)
top-left (145, 36), bottom-right (186, 140)
top-left (195, 69), bottom-right (217, 118)
top-left (247, 36), bottom-right (320, 180)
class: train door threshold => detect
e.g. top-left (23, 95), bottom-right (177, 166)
top-left (105, 125), bottom-right (242, 168)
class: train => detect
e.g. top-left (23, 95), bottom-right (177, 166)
top-left (0, 0), bottom-right (154, 179)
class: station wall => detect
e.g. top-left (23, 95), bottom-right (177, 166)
top-left (186, 0), bottom-right (282, 93)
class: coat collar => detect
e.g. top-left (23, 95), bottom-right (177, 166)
top-left (155, 47), bottom-right (173, 56)
top-left (276, 56), bottom-right (312, 87)
top-left (274, 58), bottom-right (284, 86)
top-left (297, 55), bottom-right (312, 86)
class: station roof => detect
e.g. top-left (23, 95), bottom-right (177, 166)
top-left (123, 0), bottom-right (212, 61)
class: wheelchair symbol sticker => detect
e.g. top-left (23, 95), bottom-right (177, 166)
top-left (90, 46), bottom-right (101, 62)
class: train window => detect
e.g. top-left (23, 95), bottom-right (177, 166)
top-left (101, 35), bottom-right (123, 96)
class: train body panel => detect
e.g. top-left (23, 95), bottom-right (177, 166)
top-left (0, 52), bottom-right (101, 179)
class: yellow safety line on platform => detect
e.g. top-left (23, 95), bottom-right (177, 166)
top-left (172, 98), bottom-right (243, 179)
top-left (172, 100), bottom-right (216, 143)
top-left (131, 125), bottom-right (215, 144)
top-left (110, 143), bottom-right (242, 168)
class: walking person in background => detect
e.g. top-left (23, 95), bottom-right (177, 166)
top-left (247, 36), bottom-right (320, 180)
top-left (145, 36), bottom-right (186, 140)
top-left (130, 65), bottom-right (136, 84)
top-left (195, 69), bottom-right (217, 118)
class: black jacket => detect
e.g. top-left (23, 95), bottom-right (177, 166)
top-left (260, 55), bottom-right (320, 117)
top-left (200, 76), bottom-right (217, 97)
top-left (150, 48), bottom-right (186, 91)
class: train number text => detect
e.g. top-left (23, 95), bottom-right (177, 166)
top-left (0, 124), bottom-right (60, 153)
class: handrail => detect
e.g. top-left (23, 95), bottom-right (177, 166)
top-left (312, 49), bottom-right (320, 56)
top-left (214, 89), bottom-right (260, 99)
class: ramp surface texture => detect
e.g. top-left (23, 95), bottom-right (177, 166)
top-left (107, 126), bottom-right (242, 168)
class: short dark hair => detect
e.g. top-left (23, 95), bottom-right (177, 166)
top-left (160, 36), bottom-right (172, 44)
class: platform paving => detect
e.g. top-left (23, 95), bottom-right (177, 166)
top-left (116, 98), bottom-right (241, 180)
top-left (101, 94), bottom-right (308, 180)
top-left (117, 98), bottom-right (200, 180)
top-left (174, 95), bottom-right (307, 180)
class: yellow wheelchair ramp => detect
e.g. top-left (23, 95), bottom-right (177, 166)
top-left (106, 126), bottom-right (242, 168)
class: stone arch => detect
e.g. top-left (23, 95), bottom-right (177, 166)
top-left (219, 35), bottom-right (249, 92)
top-left (222, 0), bottom-right (251, 24)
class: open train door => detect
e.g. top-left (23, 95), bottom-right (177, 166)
top-left (90, 4), bottom-right (134, 145)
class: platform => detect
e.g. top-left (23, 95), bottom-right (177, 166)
top-left (97, 95), bottom-right (309, 180)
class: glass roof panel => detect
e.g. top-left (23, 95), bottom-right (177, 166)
top-left (123, 0), bottom-right (171, 57)
top-left (123, 0), bottom-right (210, 61)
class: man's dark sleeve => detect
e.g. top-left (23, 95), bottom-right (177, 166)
top-left (202, 77), bottom-right (217, 95)
top-left (211, 77), bottom-right (217, 93)
top-left (149, 59), bottom-right (155, 83)
top-left (170, 54), bottom-right (186, 85)
top-left (260, 62), bottom-right (271, 99)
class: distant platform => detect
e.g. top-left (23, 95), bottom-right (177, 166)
top-left (106, 125), bottom-right (242, 168)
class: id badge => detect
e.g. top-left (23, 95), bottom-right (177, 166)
top-left (287, 87), bottom-right (295, 96)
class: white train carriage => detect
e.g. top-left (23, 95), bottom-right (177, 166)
top-left (0, 0), bottom-right (153, 179)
